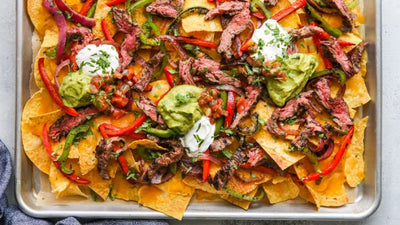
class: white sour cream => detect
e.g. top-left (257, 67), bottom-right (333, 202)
top-left (76, 44), bottom-right (119, 76)
top-left (180, 116), bottom-right (216, 158)
top-left (251, 19), bottom-right (291, 61)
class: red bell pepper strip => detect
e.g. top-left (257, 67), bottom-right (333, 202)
top-left (222, 91), bottom-right (236, 136)
top-left (38, 58), bottom-right (79, 116)
top-left (240, 39), bottom-right (255, 52)
top-left (173, 36), bottom-right (218, 49)
top-left (202, 150), bottom-right (211, 182)
top-left (252, 12), bottom-right (265, 20)
top-left (42, 124), bottom-right (90, 184)
top-left (309, 22), bottom-right (333, 69)
top-left (164, 67), bottom-right (175, 87)
top-left (301, 126), bottom-right (355, 182)
top-left (236, 96), bottom-right (246, 114)
top-left (240, 163), bottom-right (278, 175)
top-left (101, 19), bottom-right (115, 42)
top-left (80, 0), bottom-right (95, 16)
top-left (143, 84), bottom-right (153, 92)
top-left (103, 114), bottom-right (148, 137)
top-left (271, 0), bottom-right (306, 21)
top-left (106, 0), bottom-right (126, 7)
top-left (338, 40), bottom-right (355, 47)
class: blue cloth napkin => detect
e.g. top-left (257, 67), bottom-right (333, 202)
top-left (0, 140), bottom-right (169, 225)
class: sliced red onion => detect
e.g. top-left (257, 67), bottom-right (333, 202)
top-left (42, 0), bottom-right (67, 64)
top-left (53, 59), bottom-right (70, 89)
top-left (211, 85), bottom-right (244, 96)
top-left (157, 35), bottom-right (188, 59)
top-left (198, 154), bottom-right (224, 166)
top-left (54, 0), bottom-right (96, 27)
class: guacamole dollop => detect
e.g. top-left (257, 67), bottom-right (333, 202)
top-left (267, 53), bottom-right (318, 107)
top-left (157, 85), bottom-right (204, 135)
top-left (59, 71), bottom-right (93, 108)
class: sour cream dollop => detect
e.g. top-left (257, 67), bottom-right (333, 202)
top-left (180, 116), bottom-right (216, 158)
top-left (251, 19), bottom-right (291, 61)
top-left (76, 44), bottom-right (119, 76)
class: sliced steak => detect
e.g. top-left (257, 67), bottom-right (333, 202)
top-left (213, 147), bottom-right (245, 190)
top-left (146, 0), bottom-right (182, 18)
top-left (143, 140), bottom-right (184, 184)
top-left (48, 106), bottom-right (99, 142)
top-left (193, 58), bottom-right (241, 88)
top-left (312, 78), bottom-right (353, 130)
top-left (218, 7), bottom-right (251, 59)
top-left (178, 58), bottom-right (195, 85)
top-left (209, 136), bottom-right (235, 152)
top-left (134, 51), bottom-right (165, 92)
top-left (289, 26), bottom-right (324, 40)
top-left (245, 146), bottom-right (268, 167)
top-left (230, 86), bottom-right (262, 129)
top-left (204, 1), bottom-right (246, 20)
top-left (325, 0), bottom-right (355, 32)
top-left (67, 26), bottom-right (94, 54)
top-left (112, 8), bottom-right (141, 70)
top-left (321, 37), bottom-right (356, 77)
top-left (266, 91), bottom-right (319, 137)
top-left (135, 95), bottom-right (164, 124)
top-left (349, 41), bottom-right (368, 73)
top-left (264, 0), bottom-right (278, 6)
top-left (95, 137), bottom-right (128, 180)
top-left (180, 157), bottom-right (203, 180)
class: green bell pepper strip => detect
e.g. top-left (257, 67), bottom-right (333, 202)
top-left (311, 69), bottom-right (347, 86)
top-left (86, 1), bottom-right (97, 18)
top-left (145, 128), bottom-right (177, 138)
top-left (59, 125), bottom-right (90, 174)
top-left (250, 0), bottom-right (272, 19)
top-left (224, 187), bottom-right (265, 201)
top-left (140, 14), bottom-right (162, 46)
top-left (307, 4), bottom-right (342, 38)
top-left (214, 91), bottom-right (228, 136)
top-left (301, 147), bottom-right (321, 173)
top-left (128, 0), bottom-right (155, 12)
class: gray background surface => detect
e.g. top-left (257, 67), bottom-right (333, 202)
top-left (1, 0), bottom-right (398, 224)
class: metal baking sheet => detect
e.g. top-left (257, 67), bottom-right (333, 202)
top-left (15, 0), bottom-right (382, 220)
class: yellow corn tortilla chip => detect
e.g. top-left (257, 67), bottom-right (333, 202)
top-left (294, 157), bottom-right (349, 208)
top-left (296, 181), bottom-right (315, 204)
top-left (155, 173), bottom-right (194, 196)
top-left (344, 117), bottom-right (368, 187)
top-left (49, 163), bottom-right (87, 199)
top-left (21, 131), bottom-right (51, 174)
top-left (252, 101), bottom-right (304, 170)
top-left (77, 134), bottom-right (98, 175)
top-left (226, 170), bottom-right (272, 195)
top-left (128, 139), bottom-right (168, 151)
top-left (195, 190), bottom-right (219, 200)
top-left (22, 89), bottom-right (62, 125)
top-left (84, 168), bottom-right (112, 200)
top-left (138, 184), bottom-right (194, 220)
top-left (182, 0), bottom-right (222, 33)
top-left (111, 170), bottom-right (141, 201)
top-left (183, 176), bottom-right (225, 195)
top-left (27, 0), bottom-right (56, 37)
top-left (143, 80), bottom-right (171, 104)
top-left (270, 0), bottom-right (301, 29)
top-left (344, 73), bottom-right (371, 109)
top-left (339, 32), bottom-right (363, 53)
top-left (263, 176), bottom-right (299, 204)
top-left (220, 188), bottom-right (258, 210)
top-left (93, 0), bottom-right (118, 39)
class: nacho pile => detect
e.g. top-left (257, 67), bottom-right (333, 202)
top-left (24, 0), bottom-right (370, 220)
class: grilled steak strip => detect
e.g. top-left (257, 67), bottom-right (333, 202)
top-left (321, 37), bottom-right (356, 77)
top-left (136, 95), bottom-right (164, 124)
top-left (112, 8), bottom-right (141, 70)
top-left (230, 86), bottom-right (262, 129)
top-left (312, 78), bottom-right (353, 130)
top-left (146, 0), bottom-right (183, 18)
top-left (213, 147), bottom-right (245, 190)
top-left (178, 58), bottom-right (195, 85)
top-left (95, 137), bottom-right (128, 180)
top-left (209, 136), bottom-right (235, 152)
top-left (193, 58), bottom-right (241, 88)
top-left (134, 51), bottom-right (165, 92)
top-left (49, 106), bottom-right (99, 142)
top-left (325, 0), bottom-right (355, 32)
top-left (204, 1), bottom-right (246, 20)
top-left (349, 41), bottom-right (368, 73)
top-left (67, 26), bottom-right (94, 55)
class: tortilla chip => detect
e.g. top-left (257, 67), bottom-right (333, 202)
top-left (220, 188), bottom-right (258, 210)
top-left (294, 158), bottom-right (349, 208)
top-left (263, 176), bottom-right (299, 204)
top-left (84, 168), bottom-right (112, 200)
top-left (49, 163), bottom-right (87, 199)
top-left (22, 89), bottom-right (62, 124)
top-left (270, 0), bottom-right (301, 29)
top-left (33, 46), bottom-right (58, 89)
top-left (321, 14), bottom-right (343, 30)
top-left (21, 131), bottom-right (51, 174)
top-left (226, 170), bottom-right (272, 195)
top-left (77, 134), bottom-right (98, 175)
top-left (27, 0), bottom-right (56, 37)
top-left (143, 80), bottom-right (171, 104)
top-left (182, 0), bottom-right (222, 33)
top-left (111, 170), bottom-right (141, 201)
top-left (339, 32), bottom-right (363, 53)
top-left (344, 73), bottom-right (371, 109)
top-left (155, 173), bottom-right (194, 196)
top-left (128, 139), bottom-right (168, 151)
top-left (138, 184), bottom-right (194, 220)
top-left (93, 0), bottom-right (118, 39)
top-left (183, 176), bottom-right (225, 195)
top-left (344, 117), bottom-right (368, 187)
top-left (195, 190), bottom-right (219, 200)
top-left (252, 101), bottom-right (304, 170)
top-left (296, 181), bottom-right (315, 204)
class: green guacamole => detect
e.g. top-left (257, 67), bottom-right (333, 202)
top-left (267, 53), bottom-right (318, 107)
top-left (59, 71), bottom-right (93, 108)
top-left (157, 85), bottom-right (204, 135)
